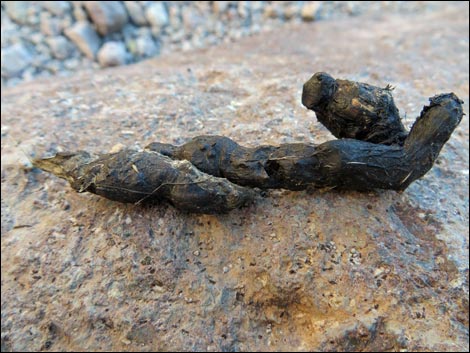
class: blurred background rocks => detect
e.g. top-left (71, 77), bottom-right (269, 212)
top-left (0, 1), bottom-right (457, 86)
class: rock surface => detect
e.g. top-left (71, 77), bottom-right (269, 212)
top-left (145, 2), bottom-right (169, 29)
top-left (4, 1), bottom-right (34, 25)
top-left (124, 1), bottom-right (148, 26)
top-left (83, 1), bottom-right (128, 36)
top-left (41, 1), bottom-right (72, 17)
top-left (64, 21), bottom-right (101, 59)
top-left (1, 43), bottom-right (33, 77)
top-left (1, 8), bottom-right (469, 352)
top-left (135, 34), bottom-right (159, 58)
top-left (97, 41), bottom-right (128, 67)
top-left (46, 36), bottom-right (73, 60)
top-left (301, 2), bottom-right (320, 22)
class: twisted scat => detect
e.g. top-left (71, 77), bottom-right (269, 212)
top-left (146, 92), bottom-right (463, 192)
top-left (33, 149), bottom-right (255, 214)
top-left (32, 74), bottom-right (464, 214)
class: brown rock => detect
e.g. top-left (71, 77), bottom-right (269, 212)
top-left (123, 1), bottom-right (148, 26)
top-left (83, 1), bottom-right (128, 36)
top-left (301, 2), bottom-right (320, 22)
top-left (1, 5), bottom-right (468, 352)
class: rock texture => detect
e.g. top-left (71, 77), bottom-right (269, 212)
top-left (46, 35), bottom-right (73, 60)
top-left (97, 41), bottom-right (128, 67)
top-left (83, 1), bottom-right (128, 36)
top-left (64, 21), bottom-right (101, 59)
top-left (1, 1), bottom-right (462, 86)
top-left (145, 2), bottom-right (169, 29)
top-left (0, 43), bottom-right (33, 77)
top-left (1, 8), bottom-right (469, 352)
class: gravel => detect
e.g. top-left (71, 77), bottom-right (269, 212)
top-left (41, 1), bottom-right (71, 17)
top-left (83, 1), bottom-right (128, 36)
top-left (3, 1), bottom-right (35, 25)
top-left (1, 43), bottom-right (33, 77)
top-left (145, 2), bottom-right (169, 28)
top-left (97, 40), bottom-right (128, 67)
top-left (0, 1), bottom-right (462, 87)
top-left (46, 35), bottom-right (73, 60)
top-left (64, 21), bottom-right (101, 59)
top-left (124, 1), bottom-right (148, 26)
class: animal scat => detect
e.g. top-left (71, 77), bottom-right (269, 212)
top-left (302, 72), bottom-right (408, 145)
top-left (145, 93), bottom-right (463, 191)
top-left (32, 149), bottom-right (255, 214)
top-left (33, 73), bottom-right (464, 213)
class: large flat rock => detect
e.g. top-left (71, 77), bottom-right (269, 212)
top-left (1, 6), bottom-right (468, 352)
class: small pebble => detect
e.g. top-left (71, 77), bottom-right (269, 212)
top-left (97, 41), bottom-right (128, 67)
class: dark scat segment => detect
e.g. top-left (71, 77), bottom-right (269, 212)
top-left (302, 72), bottom-right (408, 145)
top-left (83, 150), bottom-right (180, 203)
top-left (311, 93), bottom-right (463, 191)
top-left (146, 94), bottom-right (463, 192)
top-left (33, 149), bottom-right (255, 214)
top-left (400, 93), bottom-right (464, 189)
top-left (405, 93), bottom-right (464, 149)
top-left (32, 76), bottom-right (463, 213)
top-left (146, 137), bottom-right (320, 190)
top-left (147, 136), bottom-right (278, 187)
top-left (263, 144), bottom-right (321, 190)
top-left (147, 137), bottom-right (407, 191)
top-left (314, 140), bottom-right (409, 190)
